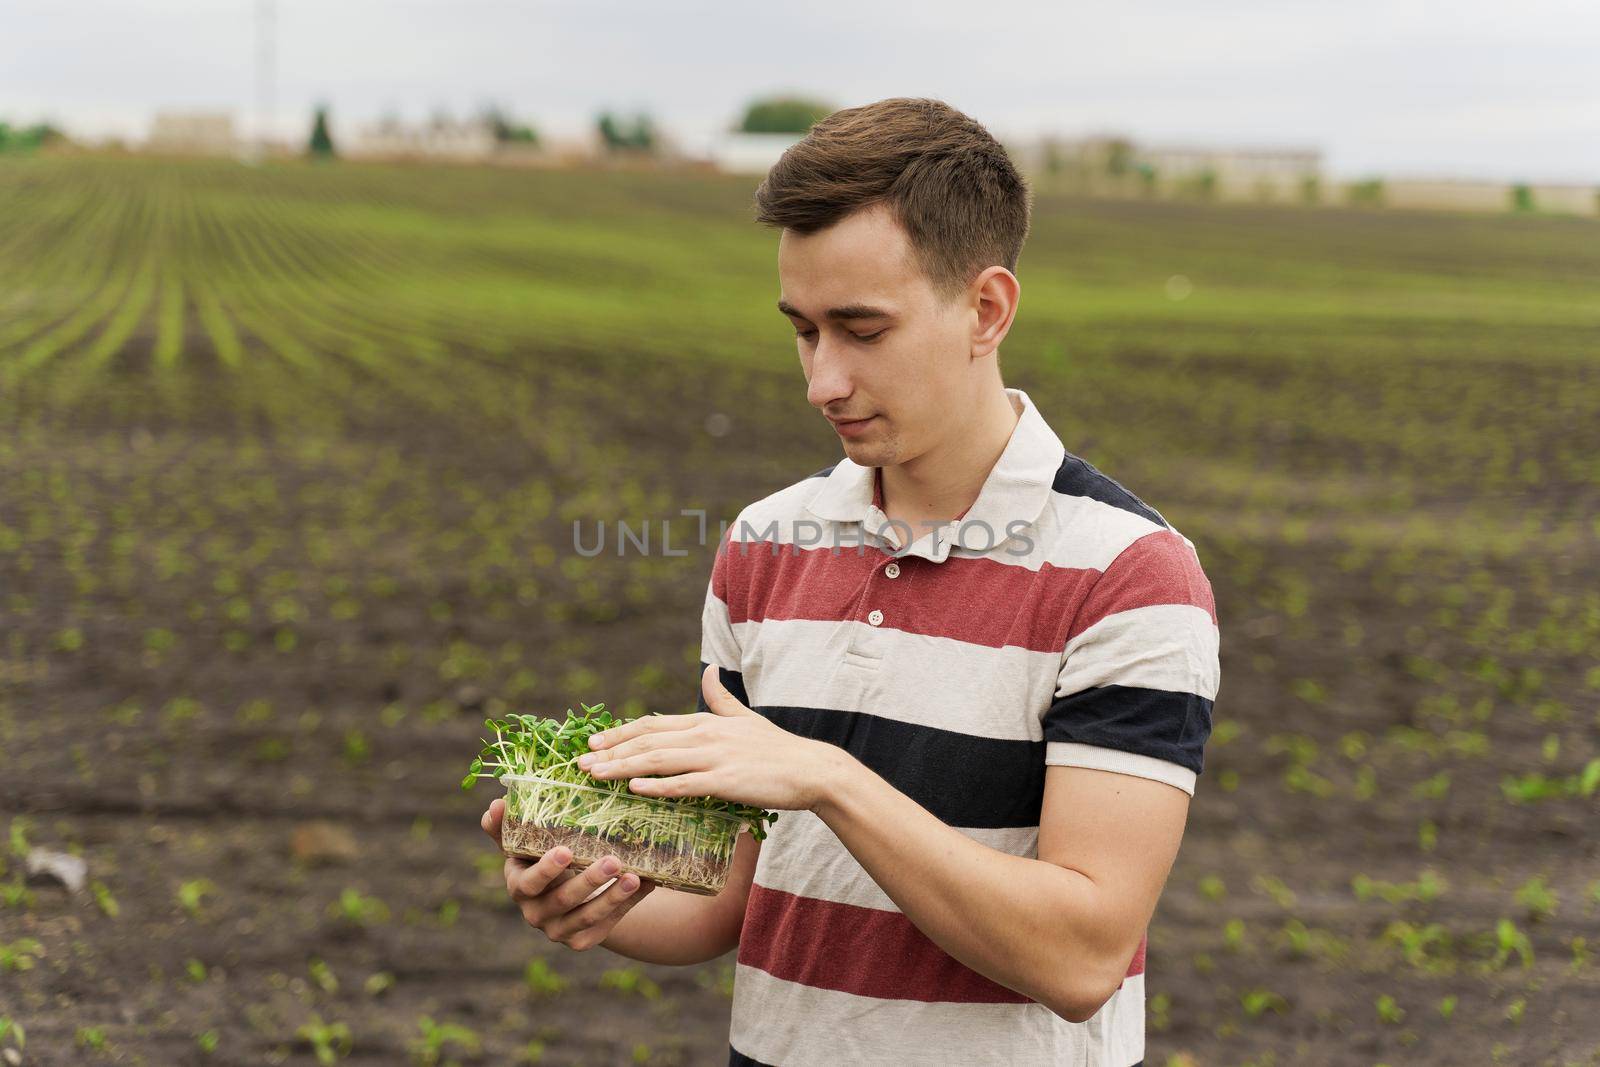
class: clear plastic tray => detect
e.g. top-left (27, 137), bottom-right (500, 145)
top-left (497, 773), bottom-right (746, 896)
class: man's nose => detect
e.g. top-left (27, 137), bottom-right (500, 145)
top-left (806, 338), bottom-right (853, 411)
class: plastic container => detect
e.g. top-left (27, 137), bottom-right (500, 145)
top-left (497, 773), bottom-right (747, 896)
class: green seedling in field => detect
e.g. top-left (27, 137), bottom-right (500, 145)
top-left (91, 880), bottom-right (119, 918)
top-left (1500, 759), bottom-right (1600, 803)
top-left (74, 1025), bottom-right (108, 1051)
top-left (409, 1016), bottom-right (479, 1066)
top-left (7, 817), bottom-right (29, 857)
top-left (177, 878), bottom-right (216, 917)
top-left (1239, 988), bottom-right (1288, 1018)
top-left (328, 888), bottom-right (389, 926)
top-left (524, 959), bottom-right (569, 1004)
top-left (0, 877), bottom-right (34, 910)
top-left (1381, 920), bottom-right (1453, 971)
top-left (0, 1016), bottom-right (24, 1053)
top-left (0, 938), bottom-right (43, 971)
top-left (1514, 875), bottom-right (1558, 921)
top-left (1352, 869), bottom-right (1446, 905)
top-left (1275, 918), bottom-right (1350, 964)
top-left (1488, 918), bottom-right (1534, 971)
top-left (308, 958), bottom-right (338, 993)
top-left (599, 965), bottom-right (661, 1000)
top-left (295, 1014), bottom-right (352, 1065)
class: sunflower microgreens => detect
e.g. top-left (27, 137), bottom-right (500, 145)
top-left (462, 701), bottom-right (778, 840)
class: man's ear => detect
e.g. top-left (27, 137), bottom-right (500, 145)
top-left (969, 266), bottom-right (1020, 361)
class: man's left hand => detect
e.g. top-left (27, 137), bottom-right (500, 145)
top-left (576, 665), bottom-right (843, 812)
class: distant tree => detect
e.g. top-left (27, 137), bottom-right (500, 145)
top-left (1300, 175), bottom-right (1321, 206)
top-left (1043, 141), bottom-right (1066, 175)
top-left (479, 104), bottom-right (540, 145)
top-left (1176, 167), bottom-right (1218, 201)
top-left (1135, 162), bottom-right (1158, 197)
top-left (596, 110), bottom-right (655, 152)
top-left (737, 96), bottom-right (834, 134)
top-left (1346, 178), bottom-right (1385, 207)
top-left (308, 104), bottom-right (336, 159)
top-left (0, 121), bottom-right (64, 155)
top-left (1104, 138), bottom-right (1135, 177)
top-left (1509, 183), bottom-right (1536, 212)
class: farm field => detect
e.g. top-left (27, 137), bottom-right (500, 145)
top-left (1, 155), bottom-right (1598, 1066)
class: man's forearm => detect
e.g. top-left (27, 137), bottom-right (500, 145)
top-left (597, 886), bottom-right (735, 966)
top-left (811, 750), bottom-right (1117, 1018)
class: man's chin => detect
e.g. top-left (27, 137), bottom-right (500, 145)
top-left (841, 439), bottom-right (891, 467)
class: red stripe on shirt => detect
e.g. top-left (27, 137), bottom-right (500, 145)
top-left (739, 884), bottom-right (1149, 1002)
top-left (1069, 528), bottom-right (1218, 639)
top-left (739, 884), bottom-right (1032, 1003)
top-left (714, 542), bottom-right (1099, 653)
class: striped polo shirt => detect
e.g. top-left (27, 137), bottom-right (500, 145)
top-left (695, 386), bottom-right (1219, 1067)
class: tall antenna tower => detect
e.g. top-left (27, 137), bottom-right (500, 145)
top-left (252, 0), bottom-right (277, 161)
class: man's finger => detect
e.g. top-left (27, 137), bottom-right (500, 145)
top-left (587, 711), bottom-right (703, 752)
top-left (626, 770), bottom-right (718, 799)
top-left (587, 743), bottom-right (709, 783)
top-left (549, 855), bottom-right (630, 913)
top-left (507, 845), bottom-right (575, 901)
top-left (586, 728), bottom-right (703, 768)
top-left (481, 798), bottom-right (505, 840)
top-left (547, 874), bottom-right (657, 945)
top-left (702, 663), bottom-right (754, 716)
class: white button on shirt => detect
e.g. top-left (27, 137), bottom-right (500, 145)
top-left (866, 609), bottom-right (884, 626)
top-left (884, 562), bottom-right (900, 579)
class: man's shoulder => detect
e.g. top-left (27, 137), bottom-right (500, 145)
top-left (1041, 448), bottom-right (1203, 567)
top-left (725, 463), bottom-right (837, 540)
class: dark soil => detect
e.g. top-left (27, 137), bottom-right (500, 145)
top-left (2, 338), bottom-right (1597, 1067)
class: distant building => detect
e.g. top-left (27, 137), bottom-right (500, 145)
top-left (1136, 141), bottom-right (1321, 196)
top-left (349, 115), bottom-right (499, 161)
top-left (146, 111), bottom-right (237, 157)
top-left (1017, 133), bottom-right (1322, 200)
top-left (1382, 178), bottom-right (1597, 215)
top-left (703, 131), bottom-right (804, 174)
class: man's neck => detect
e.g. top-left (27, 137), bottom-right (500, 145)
top-left (879, 387), bottom-right (1022, 531)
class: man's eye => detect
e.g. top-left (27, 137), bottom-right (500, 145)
top-left (794, 328), bottom-right (887, 343)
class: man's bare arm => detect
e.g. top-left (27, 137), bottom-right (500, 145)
top-left (598, 831), bottom-right (759, 965)
top-left (812, 754), bottom-right (1189, 1022)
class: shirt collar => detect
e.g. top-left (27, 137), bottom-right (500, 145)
top-left (803, 387), bottom-right (1065, 563)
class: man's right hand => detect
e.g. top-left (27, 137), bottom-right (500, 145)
top-left (481, 797), bottom-right (658, 951)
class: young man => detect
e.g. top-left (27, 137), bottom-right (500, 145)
top-left (480, 97), bottom-right (1219, 1067)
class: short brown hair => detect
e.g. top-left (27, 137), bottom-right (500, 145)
top-left (753, 97), bottom-right (1031, 304)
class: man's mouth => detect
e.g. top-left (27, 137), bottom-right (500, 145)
top-left (828, 414), bottom-right (878, 438)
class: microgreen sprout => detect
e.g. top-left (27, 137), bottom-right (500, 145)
top-left (463, 701), bottom-right (778, 838)
top-left (464, 701), bottom-right (778, 893)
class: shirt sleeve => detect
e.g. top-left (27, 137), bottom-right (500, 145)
top-left (695, 520), bottom-right (750, 713)
top-left (1043, 527), bottom-right (1220, 796)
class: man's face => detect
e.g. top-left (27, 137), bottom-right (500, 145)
top-left (777, 202), bottom-right (975, 469)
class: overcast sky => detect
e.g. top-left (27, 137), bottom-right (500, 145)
top-left (6, 0), bottom-right (1599, 183)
